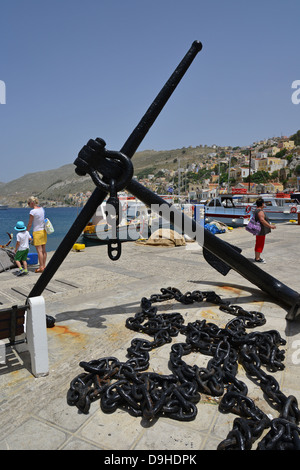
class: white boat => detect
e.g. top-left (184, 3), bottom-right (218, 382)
top-left (195, 195), bottom-right (251, 227)
top-left (0, 204), bottom-right (8, 210)
top-left (233, 194), bottom-right (300, 221)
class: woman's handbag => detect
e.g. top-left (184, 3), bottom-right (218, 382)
top-left (245, 216), bottom-right (261, 235)
top-left (44, 217), bottom-right (54, 234)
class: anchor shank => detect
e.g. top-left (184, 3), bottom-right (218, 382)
top-left (120, 41), bottom-right (202, 159)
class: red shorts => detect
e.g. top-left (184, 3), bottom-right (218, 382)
top-left (255, 235), bottom-right (265, 253)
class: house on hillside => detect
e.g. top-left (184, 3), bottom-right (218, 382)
top-left (233, 182), bottom-right (257, 193)
top-left (278, 140), bottom-right (294, 151)
top-left (266, 147), bottom-right (281, 156)
top-left (251, 156), bottom-right (286, 173)
top-left (188, 183), bottom-right (202, 197)
top-left (229, 166), bottom-right (253, 181)
top-left (264, 182), bottom-right (284, 193)
top-left (188, 183), bottom-right (218, 201)
top-left (210, 174), bottom-right (219, 183)
top-left (261, 157), bottom-right (287, 173)
top-left (252, 158), bottom-right (264, 172)
top-left (256, 152), bottom-right (268, 159)
top-left (255, 182), bottom-right (284, 193)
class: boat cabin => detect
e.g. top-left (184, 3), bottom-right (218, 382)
top-left (207, 195), bottom-right (237, 208)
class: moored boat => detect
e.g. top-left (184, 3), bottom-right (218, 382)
top-left (233, 193), bottom-right (300, 221)
top-left (194, 195), bottom-right (251, 227)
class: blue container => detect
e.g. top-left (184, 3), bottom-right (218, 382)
top-left (27, 253), bottom-right (38, 265)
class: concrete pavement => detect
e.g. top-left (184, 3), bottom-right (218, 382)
top-left (0, 221), bottom-right (300, 451)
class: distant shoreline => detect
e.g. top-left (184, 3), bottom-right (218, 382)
top-left (4, 205), bottom-right (82, 209)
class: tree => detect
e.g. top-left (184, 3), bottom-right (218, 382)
top-left (270, 170), bottom-right (279, 180)
top-left (274, 148), bottom-right (287, 158)
top-left (244, 170), bottom-right (270, 184)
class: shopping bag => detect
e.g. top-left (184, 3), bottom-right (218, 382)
top-left (245, 216), bottom-right (261, 235)
top-left (44, 218), bottom-right (54, 234)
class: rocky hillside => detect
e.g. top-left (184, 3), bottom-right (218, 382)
top-left (0, 164), bottom-right (80, 206)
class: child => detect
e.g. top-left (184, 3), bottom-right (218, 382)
top-left (14, 220), bottom-right (32, 276)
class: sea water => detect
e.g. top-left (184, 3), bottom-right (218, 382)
top-left (0, 206), bottom-right (83, 253)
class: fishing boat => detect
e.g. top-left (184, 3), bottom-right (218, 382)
top-left (233, 193), bottom-right (300, 221)
top-left (195, 195), bottom-right (251, 227)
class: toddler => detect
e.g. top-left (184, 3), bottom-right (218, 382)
top-left (14, 220), bottom-right (32, 276)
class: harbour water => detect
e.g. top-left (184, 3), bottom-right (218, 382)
top-left (0, 206), bottom-right (83, 252)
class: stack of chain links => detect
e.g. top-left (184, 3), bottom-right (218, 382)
top-left (67, 287), bottom-right (300, 450)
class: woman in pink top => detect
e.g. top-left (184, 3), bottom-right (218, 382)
top-left (27, 196), bottom-right (47, 273)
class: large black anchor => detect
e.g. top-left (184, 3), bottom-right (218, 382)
top-left (28, 40), bottom-right (300, 321)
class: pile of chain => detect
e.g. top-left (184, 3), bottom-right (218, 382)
top-left (67, 287), bottom-right (300, 450)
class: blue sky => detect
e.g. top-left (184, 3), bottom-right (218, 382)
top-left (0, 0), bottom-right (299, 182)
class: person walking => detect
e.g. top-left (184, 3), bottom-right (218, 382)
top-left (27, 196), bottom-right (47, 273)
top-left (254, 197), bottom-right (276, 263)
top-left (14, 220), bottom-right (32, 276)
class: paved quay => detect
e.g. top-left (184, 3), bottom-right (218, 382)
top-left (0, 221), bottom-right (300, 451)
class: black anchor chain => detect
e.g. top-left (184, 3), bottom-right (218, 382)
top-left (66, 287), bottom-right (300, 450)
